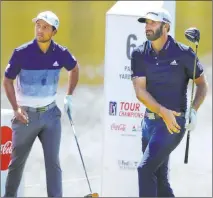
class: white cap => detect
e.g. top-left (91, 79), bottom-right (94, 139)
top-left (138, 8), bottom-right (172, 24)
top-left (32, 11), bottom-right (59, 30)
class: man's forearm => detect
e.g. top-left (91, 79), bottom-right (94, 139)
top-left (192, 83), bottom-right (208, 111)
top-left (66, 66), bottom-right (79, 95)
top-left (3, 77), bottom-right (18, 111)
top-left (136, 88), bottom-right (162, 115)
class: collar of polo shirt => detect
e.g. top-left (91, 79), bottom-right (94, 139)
top-left (33, 39), bottom-right (56, 52)
top-left (147, 35), bottom-right (172, 55)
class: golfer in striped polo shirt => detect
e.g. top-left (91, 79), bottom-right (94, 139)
top-left (3, 11), bottom-right (79, 197)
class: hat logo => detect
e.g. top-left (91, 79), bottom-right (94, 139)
top-left (163, 17), bottom-right (170, 23)
top-left (55, 20), bottom-right (59, 26)
top-left (43, 14), bottom-right (48, 19)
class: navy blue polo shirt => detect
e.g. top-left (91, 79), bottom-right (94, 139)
top-left (5, 39), bottom-right (77, 107)
top-left (131, 35), bottom-right (204, 112)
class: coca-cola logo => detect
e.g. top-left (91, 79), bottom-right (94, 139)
top-left (111, 123), bottom-right (126, 132)
top-left (1, 141), bottom-right (12, 155)
top-left (1, 126), bottom-right (12, 171)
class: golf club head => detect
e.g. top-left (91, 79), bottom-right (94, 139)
top-left (84, 193), bottom-right (99, 197)
top-left (185, 27), bottom-right (200, 45)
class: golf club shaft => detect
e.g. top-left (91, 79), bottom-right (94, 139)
top-left (184, 44), bottom-right (198, 164)
top-left (67, 111), bottom-right (92, 193)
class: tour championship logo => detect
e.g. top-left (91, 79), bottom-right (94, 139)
top-left (1, 126), bottom-right (12, 171)
top-left (109, 101), bottom-right (144, 118)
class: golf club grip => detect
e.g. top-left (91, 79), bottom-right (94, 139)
top-left (184, 131), bottom-right (190, 164)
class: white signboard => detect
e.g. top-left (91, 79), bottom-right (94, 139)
top-left (102, 1), bottom-right (176, 197)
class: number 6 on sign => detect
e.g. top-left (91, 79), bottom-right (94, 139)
top-left (126, 34), bottom-right (137, 60)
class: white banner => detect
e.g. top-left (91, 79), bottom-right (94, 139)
top-left (102, 1), bottom-right (176, 197)
top-left (1, 109), bottom-right (24, 197)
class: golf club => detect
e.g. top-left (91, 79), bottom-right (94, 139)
top-left (67, 108), bottom-right (99, 197)
top-left (184, 27), bottom-right (200, 164)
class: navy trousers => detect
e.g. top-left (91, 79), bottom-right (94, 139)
top-left (137, 115), bottom-right (186, 197)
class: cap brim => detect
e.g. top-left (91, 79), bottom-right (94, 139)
top-left (138, 15), bottom-right (162, 23)
top-left (32, 17), bottom-right (38, 23)
top-left (138, 17), bottom-right (146, 23)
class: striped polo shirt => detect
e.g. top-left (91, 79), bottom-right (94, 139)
top-left (5, 39), bottom-right (77, 107)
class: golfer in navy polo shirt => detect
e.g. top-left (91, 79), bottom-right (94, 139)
top-left (3, 11), bottom-right (79, 197)
top-left (131, 8), bottom-right (208, 197)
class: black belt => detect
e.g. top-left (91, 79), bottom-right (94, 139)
top-left (21, 101), bottom-right (56, 112)
top-left (144, 111), bottom-right (185, 120)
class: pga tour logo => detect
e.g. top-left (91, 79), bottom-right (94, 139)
top-left (109, 101), bottom-right (117, 116)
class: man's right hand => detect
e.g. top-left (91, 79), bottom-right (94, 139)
top-left (159, 106), bottom-right (181, 134)
top-left (14, 107), bottom-right (29, 124)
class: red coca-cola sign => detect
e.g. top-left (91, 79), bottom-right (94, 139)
top-left (1, 126), bottom-right (12, 171)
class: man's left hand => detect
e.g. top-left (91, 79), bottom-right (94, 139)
top-left (185, 108), bottom-right (197, 131)
top-left (64, 95), bottom-right (72, 114)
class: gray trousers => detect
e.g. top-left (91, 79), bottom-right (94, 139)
top-left (4, 104), bottom-right (62, 197)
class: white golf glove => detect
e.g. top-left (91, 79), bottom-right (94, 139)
top-left (64, 95), bottom-right (72, 113)
top-left (185, 108), bottom-right (197, 131)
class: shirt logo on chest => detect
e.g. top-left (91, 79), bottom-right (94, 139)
top-left (53, 61), bottom-right (59, 67)
top-left (170, 60), bottom-right (178, 66)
